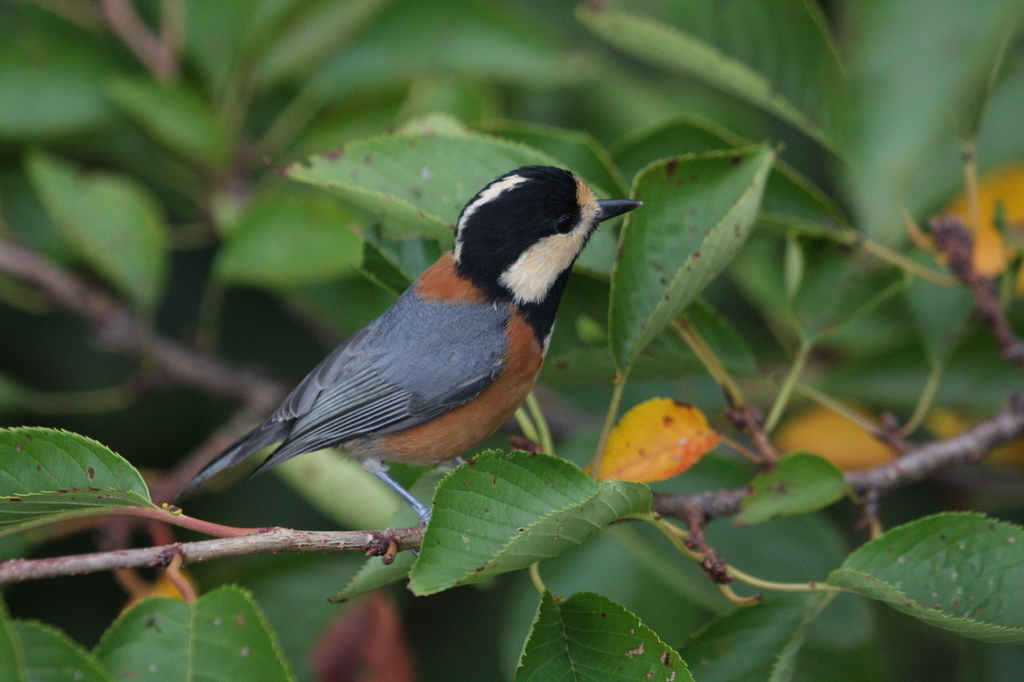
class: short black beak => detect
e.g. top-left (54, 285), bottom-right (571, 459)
top-left (596, 199), bottom-right (642, 223)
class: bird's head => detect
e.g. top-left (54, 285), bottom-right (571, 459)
top-left (453, 165), bottom-right (640, 306)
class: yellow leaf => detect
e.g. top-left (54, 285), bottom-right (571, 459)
top-left (591, 398), bottom-right (720, 482)
top-left (775, 404), bottom-right (896, 472)
top-left (946, 164), bottom-right (1024, 278)
top-left (122, 568), bottom-right (196, 611)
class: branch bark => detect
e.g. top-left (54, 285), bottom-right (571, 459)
top-left (653, 393), bottom-right (1024, 523)
top-left (931, 215), bottom-right (1024, 368)
top-left (0, 239), bottom-right (286, 404)
top-left (0, 526), bottom-right (423, 585)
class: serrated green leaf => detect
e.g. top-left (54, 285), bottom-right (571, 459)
top-left (679, 593), bottom-right (833, 682)
top-left (106, 77), bottom-right (225, 168)
top-left (736, 453), bottom-right (849, 526)
top-left (16, 621), bottom-right (113, 682)
top-left (285, 129), bottom-right (559, 241)
top-left (94, 586), bottom-right (294, 682)
top-left (500, 526), bottom-right (711, 678)
top-left (0, 427), bottom-right (156, 537)
top-left (542, 278), bottom-right (752, 385)
top-left (214, 189), bottom-right (365, 288)
top-left (827, 512), bottom-right (1024, 643)
top-left (609, 146), bottom-right (774, 371)
top-left (330, 467), bottom-right (447, 602)
top-left (25, 150), bottom-right (167, 310)
top-left (0, 598), bottom-right (26, 682)
top-left (611, 116), bottom-right (845, 236)
top-left (478, 119), bottom-right (627, 197)
top-left (408, 451), bottom-right (651, 596)
top-left (577, 1), bottom-right (841, 151)
top-left (516, 591), bottom-right (693, 682)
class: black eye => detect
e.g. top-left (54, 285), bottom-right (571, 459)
top-left (554, 214), bottom-right (575, 234)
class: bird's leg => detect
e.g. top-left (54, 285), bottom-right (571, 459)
top-left (362, 459), bottom-right (432, 526)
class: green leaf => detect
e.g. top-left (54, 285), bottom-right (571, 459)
top-left (273, 450), bottom-right (397, 531)
top-left (25, 150), bottom-right (168, 310)
top-left (0, 427), bottom-right (156, 537)
top-left (106, 77), bottom-right (226, 168)
top-left (903, 260), bottom-right (975, 366)
top-left (215, 189), bottom-right (365, 288)
top-left (278, 278), bottom-right (396, 340)
top-left (0, 372), bottom-right (30, 411)
top-left (408, 451), bottom-right (651, 596)
top-left (827, 512), bottom-right (1024, 643)
top-left (254, 0), bottom-right (389, 85)
top-left (330, 467), bottom-right (447, 602)
top-left (686, 299), bottom-right (757, 376)
top-left (286, 129), bottom-right (559, 241)
top-left (679, 594), bottom-right (833, 682)
top-left (358, 233), bottom-right (444, 297)
top-left (516, 591), bottom-right (693, 682)
top-left (541, 275), bottom-right (706, 385)
top-left (609, 146), bottom-right (774, 372)
top-left (0, 599), bottom-right (26, 682)
top-left (611, 116), bottom-right (845, 235)
top-left (577, 1), bottom-right (841, 151)
top-left (843, 0), bottom-right (1024, 243)
top-left (478, 119), bottom-right (627, 197)
top-left (0, 16), bottom-right (115, 138)
top-left (500, 526), bottom-right (711, 678)
top-left (737, 453), bottom-right (849, 526)
top-left (15, 621), bottom-right (113, 682)
top-left (309, 0), bottom-right (585, 94)
top-left (94, 586), bottom-right (294, 682)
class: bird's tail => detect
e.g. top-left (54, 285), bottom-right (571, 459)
top-left (175, 421), bottom-right (289, 500)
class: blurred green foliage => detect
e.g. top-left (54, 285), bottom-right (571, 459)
top-left (2, 0), bottom-right (1024, 681)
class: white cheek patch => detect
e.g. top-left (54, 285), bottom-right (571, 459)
top-left (452, 174), bottom-right (527, 263)
top-left (498, 226), bottom-right (590, 304)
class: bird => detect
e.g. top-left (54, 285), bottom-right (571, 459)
top-left (179, 165), bottom-right (641, 524)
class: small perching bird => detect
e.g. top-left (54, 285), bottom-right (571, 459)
top-left (179, 166), bottom-right (641, 523)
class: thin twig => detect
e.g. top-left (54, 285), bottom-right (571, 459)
top-left (0, 526), bottom-right (423, 585)
top-left (931, 216), bottom-right (1024, 368)
top-left (0, 239), bottom-right (287, 403)
top-left (99, 0), bottom-right (179, 80)
top-left (724, 405), bottom-right (779, 466)
top-left (654, 393), bottom-right (1024, 522)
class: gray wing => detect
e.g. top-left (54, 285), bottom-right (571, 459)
top-left (180, 290), bottom-right (511, 494)
top-left (266, 292), bottom-right (510, 463)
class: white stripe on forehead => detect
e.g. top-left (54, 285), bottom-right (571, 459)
top-left (452, 174), bottom-right (526, 263)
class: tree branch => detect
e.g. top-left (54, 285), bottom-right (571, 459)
top-left (653, 392), bottom-right (1024, 523)
top-left (931, 215), bottom-right (1024, 368)
top-left (99, 0), bottom-right (179, 81)
top-left (0, 526), bottom-right (423, 585)
top-left (0, 239), bottom-right (286, 404)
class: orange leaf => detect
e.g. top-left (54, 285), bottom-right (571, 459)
top-left (946, 164), bottom-right (1024, 278)
top-left (121, 567), bottom-right (196, 611)
top-left (775, 404), bottom-right (895, 472)
top-left (592, 398), bottom-right (720, 482)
